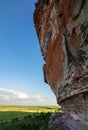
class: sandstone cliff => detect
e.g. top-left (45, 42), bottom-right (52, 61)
top-left (34, 0), bottom-right (88, 128)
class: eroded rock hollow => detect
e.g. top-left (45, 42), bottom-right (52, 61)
top-left (34, 0), bottom-right (88, 128)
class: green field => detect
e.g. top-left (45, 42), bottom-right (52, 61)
top-left (0, 105), bottom-right (62, 130)
top-left (0, 105), bottom-right (61, 121)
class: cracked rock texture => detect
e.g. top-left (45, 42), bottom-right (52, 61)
top-left (34, 0), bottom-right (88, 129)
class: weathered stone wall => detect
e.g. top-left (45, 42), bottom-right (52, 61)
top-left (34, 0), bottom-right (88, 124)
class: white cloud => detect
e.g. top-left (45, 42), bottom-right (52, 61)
top-left (0, 88), bottom-right (56, 106)
top-left (0, 88), bottom-right (28, 99)
top-left (0, 94), bottom-right (10, 100)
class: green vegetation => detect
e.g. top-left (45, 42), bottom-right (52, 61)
top-left (0, 112), bottom-right (51, 130)
top-left (0, 105), bottom-right (62, 130)
top-left (0, 105), bottom-right (61, 113)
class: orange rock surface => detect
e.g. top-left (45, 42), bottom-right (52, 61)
top-left (34, 0), bottom-right (88, 122)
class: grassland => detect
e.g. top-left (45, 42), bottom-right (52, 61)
top-left (0, 105), bottom-right (62, 130)
top-left (0, 105), bottom-right (61, 112)
top-left (0, 105), bottom-right (61, 121)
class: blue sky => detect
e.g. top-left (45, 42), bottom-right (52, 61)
top-left (0, 0), bottom-right (57, 105)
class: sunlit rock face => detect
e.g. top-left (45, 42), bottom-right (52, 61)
top-left (34, 0), bottom-right (88, 125)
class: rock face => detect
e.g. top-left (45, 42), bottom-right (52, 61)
top-left (48, 113), bottom-right (88, 130)
top-left (34, 0), bottom-right (88, 127)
